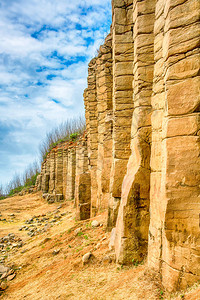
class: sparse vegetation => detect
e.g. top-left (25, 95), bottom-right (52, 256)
top-left (39, 116), bottom-right (86, 161)
top-left (1, 116), bottom-right (85, 198)
top-left (1, 160), bottom-right (40, 199)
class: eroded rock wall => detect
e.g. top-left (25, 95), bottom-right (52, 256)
top-left (114, 0), bottom-right (155, 264)
top-left (148, 0), bottom-right (200, 291)
top-left (37, 0), bottom-right (200, 291)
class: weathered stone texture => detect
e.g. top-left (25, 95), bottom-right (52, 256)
top-left (49, 150), bottom-right (56, 193)
top-left (62, 148), bottom-right (68, 199)
top-left (108, 0), bottom-right (134, 231)
top-left (84, 59), bottom-right (98, 216)
top-left (37, 0), bottom-right (200, 291)
top-left (35, 174), bottom-right (42, 191)
top-left (66, 147), bottom-right (76, 200)
top-left (75, 135), bottom-right (91, 220)
top-left (55, 147), bottom-right (63, 196)
top-left (96, 34), bottom-right (113, 211)
top-left (114, 0), bottom-right (155, 264)
top-left (41, 160), bottom-right (50, 193)
top-left (147, 0), bottom-right (200, 291)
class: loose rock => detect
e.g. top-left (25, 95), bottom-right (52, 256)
top-left (102, 255), bottom-right (112, 264)
top-left (91, 220), bottom-right (99, 227)
top-left (82, 252), bottom-right (92, 264)
top-left (0, 281), bottom-right (7, 290)
top-left (7, 273), bottom-right (16, 281)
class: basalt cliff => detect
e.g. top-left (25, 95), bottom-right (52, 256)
top-left (36, 0), bottom-right (200, 292)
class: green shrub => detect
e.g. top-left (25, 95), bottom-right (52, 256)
top-left (70, 133), bottom-right (78, 141)
top-left (39, 116), bottom-right (86, 161)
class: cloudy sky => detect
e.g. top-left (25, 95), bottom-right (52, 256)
top-left (0, 0), bottom-right (111, 187)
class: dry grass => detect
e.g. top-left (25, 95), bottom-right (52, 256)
top-left (0, 193), bottom-right (199, 300)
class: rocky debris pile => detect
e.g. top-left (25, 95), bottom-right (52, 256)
top-left (42, 193), bottom-right (55, 203)
top-left (18, 185), bottom-right (36, 196)
top-left (42, 193), bottom-right (63, 203)
top-left (0, 234), bottom-right (23, 263)
top-left (0, 263), bottom-right (17, 292)
top-left (0, 213), bottom-right (16, 223)
top-left (19, 206), bottom-right (67, 237)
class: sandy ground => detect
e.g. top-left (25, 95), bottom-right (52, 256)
top-left (0, 193), bottom-right (199, 300)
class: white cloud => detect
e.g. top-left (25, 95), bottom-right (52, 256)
top-left (0, 0), bottom-right (112, 186)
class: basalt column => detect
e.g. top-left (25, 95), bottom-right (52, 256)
top-left (114, 0), bottom-right (155, 264)
top-left (55, 147), bottom-right (63, 200)
top-left (66, 146), bottom-right (76, 200)
top-left (41, 160), bottom-right (49, 193)
top-left (84, 59), bottom-right (98, 216)
top-left (62, 147), bottom-right (68, 199)
top-left (49, 149), bottom-right (56, 194)
top-left (147, 0), bottom-right (166, 276)
top-left (35, 174), bottom-right (42, 191)
top-left (96, 33), bottom-right (113, 211)
top-left (108, 0), bottom-right (134, 230)
top-left (75, 136), bottom-right (91, 220)
top-left (148, 0), bottom-right (200, 291)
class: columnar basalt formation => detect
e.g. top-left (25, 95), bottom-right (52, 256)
top-left (96, 34), bottom-right (113, 212)
top-left (66, 146), bottom-right (76, 200)
top-left (107, 0), bottom-right (134, 230)
top-left (48, 150), bottom-right (55, 193)
top-left (75, 135), bottom-right (91, 220)
top-left (37, 0), bottom-right (200, 291)
top-left (55, 147), bottom-right (63, 198)
top-left (84, 60), bottom-right (98, 216)
top-left (62, 148), bottom-right (68, 199)
top-left (114, 0), bottom-right (154, 264)
top-left (148, 0), bottom-right (200, 291)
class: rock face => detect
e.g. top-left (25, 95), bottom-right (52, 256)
top-left (36, 0), bottom-right (200, 292)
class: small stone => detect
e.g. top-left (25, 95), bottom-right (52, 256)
top-left (8, 214), bottom-right (15, 217)
top-left (7, 273), bottom-right (16, 281)
top-left (0, 281), bottom-right (7, 290)
top-left (6, 269), bottom-right (14, 276)
top-left (52, 249), bottom-right (60, 255)
top-left (0, 264), bottom-right (9, 274)
top-left (1, 273), bottom-right (8, 280)
top-left (102, 255), bottom-right (112, 264)
top-left (91, 220), bottom-right (99, 227)
top-left (82, 252), bottom-right (92, 264)
top-left (17, 242), bottom-right (23, 248)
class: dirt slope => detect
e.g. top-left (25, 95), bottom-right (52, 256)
top-left (0, 193), bottom-right (199, 300)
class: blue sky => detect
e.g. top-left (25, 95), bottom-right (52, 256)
top-left (0, 0), bottom-right (111, 187)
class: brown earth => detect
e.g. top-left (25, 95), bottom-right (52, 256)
top-left (0, 193), bottom-right (199, 300)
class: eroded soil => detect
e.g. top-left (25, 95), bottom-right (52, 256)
top-left (0, 193), bottom-right (199, 300)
